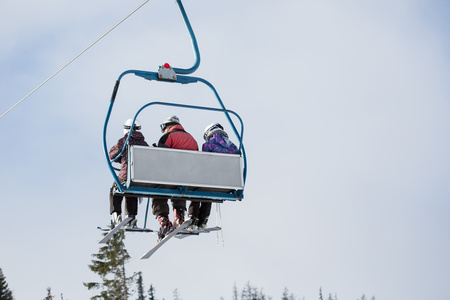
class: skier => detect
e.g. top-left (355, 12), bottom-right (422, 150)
top-left (152, 115), bottom-right (198, 240)
top-left (108, 119), bottom-right (149, 228)
top-left (188, 123), bottom-right (240, 230)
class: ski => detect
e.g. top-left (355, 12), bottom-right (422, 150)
top-left (97, 226), bottom-right (154, 233)
top-left (174, 226), bottom-right (221, 239)
top-left (203, 226), bottom-right (221, 232)
top-left (175, 230), bottom-right (200, 239)
top-left (98, 217), bottom-right (133, 244)
top-left (140, 219), bottom-right (192, 259)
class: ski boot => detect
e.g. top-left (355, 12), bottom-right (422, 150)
top-left (173, 208), bottom-right (185, 228)
top-left (157, 215), bottom-right (173, 242)
top-left (186, 215), bottom-right (199, 231)
top-left (124, 215), bottom-right (138, 229)
top-left (110, 212), bottom-right (122, 229)
top-left (197, 216), bottom-right (209, 231)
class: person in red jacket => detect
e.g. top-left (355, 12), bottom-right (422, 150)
top-left (109, 119), bottom-right (149, 228)
top-left (152, 115), bottom-right (198, 241)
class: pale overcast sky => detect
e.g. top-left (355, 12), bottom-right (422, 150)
top-left (1, 0), bottom-right (449, 299)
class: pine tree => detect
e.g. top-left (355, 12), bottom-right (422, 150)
top-left (282, 287), bottom-right (296, 300)
top-left (240, 282), bottom-right (270, 300)
top-left (357, 295), bottom-right (375, 300)
top-left (0, 268), bottom-right (14, 300)
top-left (148, 284), bottom-right (157, 300)
top-left (240, 282), bottom-right (254, 300)
top-left (43, 287), bottom-right (54, 300)
top-left (232, 284), bottom-right (238, 300)
top-left (136, 272), bottom-right (145, 300)
top-left (84, 230), bottom-right (136, 300)
top-left (172, 289), bottom-right (181, 300)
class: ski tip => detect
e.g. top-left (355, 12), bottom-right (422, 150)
top-left (125, 228), bottom-right (154, 232)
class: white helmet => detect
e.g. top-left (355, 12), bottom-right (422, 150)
top-left (123, 119), bottom-right (141, 135)
top-left (203, 123), bottom-right (224, 141)
top-left (160, 115), bottom-right (180, 132)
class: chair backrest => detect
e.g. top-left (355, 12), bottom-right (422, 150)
top-left (129, 146), bottom-right (244, 194)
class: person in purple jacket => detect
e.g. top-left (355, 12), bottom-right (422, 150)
top-left (188, 123), bottom-right (240, 230)
top-left (108, 119), bottom-right (149, 228)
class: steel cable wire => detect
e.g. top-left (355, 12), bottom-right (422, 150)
top-left (0, 0), bottom-right (150, 119)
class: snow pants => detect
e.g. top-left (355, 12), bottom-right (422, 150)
top-left (152, 197), bottom-right (186, 217)
top-left (188, 201), bottom-right (211, 222)
top-left (109, 181), bottom-right (138, 216)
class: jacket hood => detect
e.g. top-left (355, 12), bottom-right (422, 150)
top-left (169, 124), bottom-right (185, 132)
top-left (126, 130), bottom-right (146, 141)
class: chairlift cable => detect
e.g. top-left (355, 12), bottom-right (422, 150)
top-left (0, 0), bottom-right (150, 120)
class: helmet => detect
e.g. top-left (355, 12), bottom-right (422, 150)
top-left (160, 115), bottom-right (180, 132)
top-left (203, 123), bottom-right (224, 141)
top-left (123, 119), bottom-right (141, 135)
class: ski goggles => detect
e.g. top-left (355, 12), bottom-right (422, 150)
top-left (160, 122), bottom-right (178, 132)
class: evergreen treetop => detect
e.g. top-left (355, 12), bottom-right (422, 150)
top-left (0, 267), bottom-right (14, 300)
top-left (84, 230), bottom-right (136, 300)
